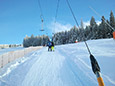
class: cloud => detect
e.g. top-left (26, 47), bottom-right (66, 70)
top-left (83, 20), bottom-right (101, 28)
top-left (84, 21), bottom-right (90, 28)
top-left (47, 20), bottom-right (101, 34)
top-left (47, 22), bottom-right (73, 33)
top-left (96, 21), bottom-right (101, 25)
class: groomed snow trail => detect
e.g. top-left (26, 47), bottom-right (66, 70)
top-left (21, 48), bottom-right (96, 86)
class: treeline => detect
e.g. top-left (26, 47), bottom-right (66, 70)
top-left (23, 35), bottom-right (49, 47)
top-left (0, 44), bottom-right (22, 49)
top-left (53, 11), bottom-right (115, 45)
top-left (23, 11), bottom-right (115, 47)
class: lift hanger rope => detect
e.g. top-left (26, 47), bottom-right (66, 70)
top-left (66, 0), bottom-right (91, 55)
top-left (65, 0), bottom-right (105, 86)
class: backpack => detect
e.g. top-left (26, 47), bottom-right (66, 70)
top-left (48, 42), bottom-right (52, 46)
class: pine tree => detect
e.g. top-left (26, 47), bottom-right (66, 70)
top-left (90, 16), bottom-right (96, 27)
top-left (89, 16), bottom-right (97, 39)
top-left (98, 16), bottom-right (107, 38)
top-left (23, 35), bottom-right (30, 47)
top-left (110, 11), bottom-right (115, 29)
top-left (30, 34), bottom-right (35, 46)
top-left (81, 19), bottom-right (84, 29)
top-left (84, 26), bottom-right (90, 40)
top-left (80, 19), bottom-right (85, 41)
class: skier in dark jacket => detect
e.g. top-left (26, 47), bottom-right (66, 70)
top-left (47, 41), bottom-right (52, 51)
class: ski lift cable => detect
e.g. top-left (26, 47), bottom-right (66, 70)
top-left (38, 0), bottom-right (44, 23)
top-left (53, 0), bottom-right (60, 35)
top-left (89, 6), bottom-right (115, 31)
top-left (38, 0), bottom-right (44, 20)
top-left (66, 0), bottom-right (91, 55)
top-left (55, 0), bottom-right (60, 23)
top-left (66, 0), bottom-right (80, 28)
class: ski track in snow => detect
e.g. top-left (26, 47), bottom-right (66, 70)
top-left (22, 49), bottom-right (65, 86)
top-left (0, 38), bottom-right (115, 86)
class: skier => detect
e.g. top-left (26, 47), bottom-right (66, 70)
top-left (47, 41), bottom-right (52, 51)
top-left (51, 41), bottom-right (54, 51)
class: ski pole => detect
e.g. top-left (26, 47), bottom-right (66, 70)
top-left (90, 54), bottom-right (105, 86)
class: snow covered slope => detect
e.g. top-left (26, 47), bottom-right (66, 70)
top-left (0, 38), bottom-right (115, 86)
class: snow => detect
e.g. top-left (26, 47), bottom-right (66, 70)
top-left (0, 38), bottom-right (115, 86)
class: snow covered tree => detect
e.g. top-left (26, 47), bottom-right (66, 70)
top-left (108, 11), bottom-right (115, 38)
top-left (23, 35), bottom-right (30, 47)
top-left (52, 11), bottom-right (114, 45)
top-left (79, 19), bottom-right (85, 41)
top-left (110, 11), bottom-right (115, 28)
top-left (81, 19), bottom-right (84, 29)
top-left (98, 16), bottom-right (107, 38)
top-left (84, 26), bottom-right (90, 40)
top-left (90, 16), bottom-right (96, 27)
top-left (23, 35), bottom-right (49, 47)
top-left (88, 16), bottom-right (98, 39)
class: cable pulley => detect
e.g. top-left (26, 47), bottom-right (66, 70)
top-left (41, 19), bottom-right (43, 22)
top-left (40, 17), bottom-right (44, 31)
top-left (38, 0), bottom-right (44, 31)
